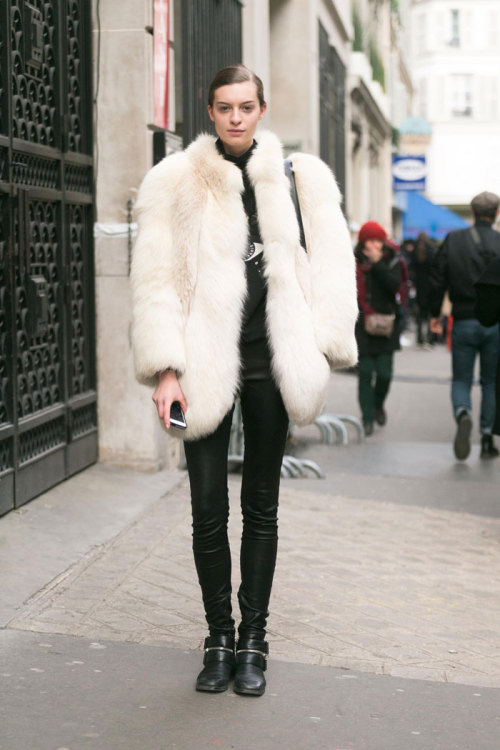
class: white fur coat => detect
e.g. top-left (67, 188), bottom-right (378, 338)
top-left (131, 131), bottom-right (358, 440)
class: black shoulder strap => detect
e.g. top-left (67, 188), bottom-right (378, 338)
top-left (470, 227), bottom-right (482, 249)
top-left (284, 158), bottom-right (307, 253)
top-left (469, 226), bottom-right (496, 271)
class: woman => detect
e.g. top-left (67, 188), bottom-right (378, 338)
top-left (474, 256), bottom-right (500, 455)
top-left (355, 222), bottom-right (401, 435)
top-left (131, 65), bottom-right (357, 696)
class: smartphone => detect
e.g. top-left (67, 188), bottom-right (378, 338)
top-left (170, 401), bottom-right (187, 429)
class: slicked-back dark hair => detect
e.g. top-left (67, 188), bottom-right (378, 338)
top-left (208, 64), bottom-right (266, 107)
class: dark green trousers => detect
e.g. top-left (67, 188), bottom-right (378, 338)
top-left (358, 352), bottom-right (394, 425)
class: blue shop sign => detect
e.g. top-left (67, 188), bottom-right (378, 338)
top-left (392, 155), bottom-right (426, 192)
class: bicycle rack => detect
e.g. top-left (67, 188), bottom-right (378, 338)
top-left (313, 413), bottom-right (365, 444)
top-left (228, 401), bottom-right (325, 479)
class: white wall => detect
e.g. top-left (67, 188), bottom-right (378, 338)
top-left (268, 0), bottom-right (351, 155)
top-left (93, 0), bottom-right (174, 469)
top-left (242, 0), bottom-right (272, 124)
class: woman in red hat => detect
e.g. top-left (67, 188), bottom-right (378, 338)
top-left (355, 222), bottom-right (402, 435)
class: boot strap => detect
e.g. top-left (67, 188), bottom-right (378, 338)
top-left (203, 645), bottom-right (234, 666)
top-left (236, 648), bottom-right (268, 660)
top-left (205, 646), bottom-right (234, 655)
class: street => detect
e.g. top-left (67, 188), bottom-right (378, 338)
top-left (1, 336), bottom-right (500, 750)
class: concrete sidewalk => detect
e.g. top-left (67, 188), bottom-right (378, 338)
top-left (2, 629), bottom-right (498, 750)
top-left (5, 476), bottom-right (500, 687)
top-left (1, 340), bottom-right (500, 749)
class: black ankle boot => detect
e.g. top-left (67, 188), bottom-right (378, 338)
top-left (196, 634), bottom-right (235, 693)
top-left (233, 638), bottom-right (268, 696)
top-left (480, 434), bottom-right (499, 459)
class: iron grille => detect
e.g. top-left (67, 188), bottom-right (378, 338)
top-left (0, 0), bottom-right (97, 515)
top-left (181, 0), bottom-right (243, 146)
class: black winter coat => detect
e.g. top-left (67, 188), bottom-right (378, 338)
top-left (355, 251), bottom-right (402, 357)
top-left (429, 221), bottom-right (500, 319)
top-left (475, 256), bottom-right (500, 435)
top-left (411, 241), bottom-right (435, 307)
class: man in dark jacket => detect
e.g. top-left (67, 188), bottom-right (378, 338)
top-left (475, 257), bottom-right (500, 437)
top-left (430, 191), bottom-right (500, 460)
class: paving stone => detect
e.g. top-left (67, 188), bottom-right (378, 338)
top-left (7, 413), bottom-right (500, 688)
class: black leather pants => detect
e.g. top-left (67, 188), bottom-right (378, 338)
top-left (184, 378), bottom-right (289, 640)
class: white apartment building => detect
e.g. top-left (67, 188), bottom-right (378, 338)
top-left (409, 0), bottom-right (500, 215)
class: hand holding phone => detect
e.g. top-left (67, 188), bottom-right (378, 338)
top-left (152, 370), bottom-right (187, 428)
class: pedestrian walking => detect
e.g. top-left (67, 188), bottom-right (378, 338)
top-left (429, 191), bottom-right (500, 460)
top-left (354, 222), bottom-right (402, 435)
top-left (130, 65), bottom-right (358, 696)
top-left (412, 232), bottom-right (435, 348)
top-left (386, 238), bottom-right (411, 337)
top-left (475, 255), bottom-right (500, 437)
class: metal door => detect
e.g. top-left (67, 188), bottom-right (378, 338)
top-left (0, 0), bottom-right (96, 514)
top-left (181, 0), bottom-right (242, 146)
top-left (319, 21), bottom-right (347, 208)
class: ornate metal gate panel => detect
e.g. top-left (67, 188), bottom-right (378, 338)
top-left (319, 21), bottom-right (347, 208)
top-left (0, 0), bottom-right (96, 514)
top-left (181, 0), bottom-right (242, 146)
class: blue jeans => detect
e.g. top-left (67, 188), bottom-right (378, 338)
top-left (451, 319), bottom-right (500, 434)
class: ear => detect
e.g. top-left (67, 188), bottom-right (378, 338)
top-left (258, 103), bottom-right (267, 120)
top-left (207, 105), bottom-right (215, 123)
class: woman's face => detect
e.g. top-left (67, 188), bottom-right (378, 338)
top-left (364, 239), bottom-right (384, 255)
top-left (208, 81), bottom-right (266, 156)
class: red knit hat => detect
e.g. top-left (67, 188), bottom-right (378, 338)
top-left (358, 221), bottom-right (387, 245)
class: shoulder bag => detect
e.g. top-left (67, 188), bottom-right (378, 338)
top-left (364, 312), bottom-right (395, 338)
top-left (363, 263), bottom-right (395, 338)
top-left (284, 158), bottom-right (307, 252)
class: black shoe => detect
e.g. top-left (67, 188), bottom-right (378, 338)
top-left (480, 434), bottom-right (499, 459)
top-left (453, 411), bottom-right (472, 460)
top-left (196, 634), bottom-right (235, 693)
top-left (363, 422), bottom-right (374, 436)
top-left (375, 407), bottom-right (387, 426)
top-left (233, 638), bottom-right (268, 697)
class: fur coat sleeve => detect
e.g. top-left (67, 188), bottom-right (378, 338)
top-left (130, 153), bottom-right (200, 384)
top-left (290, 152), bottom-right (358, 370)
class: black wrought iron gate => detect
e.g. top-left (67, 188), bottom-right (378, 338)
top-left (319, 21), bottom-right (347, 208)
top-left (0, 0), bottom-right (96, 514)
top-left (181, 0), bottom-right (242, 146)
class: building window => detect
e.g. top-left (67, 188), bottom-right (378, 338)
top-left (489, 10), bottom-right (498, 48)
top-left (415, 13), bottom-right (426, 55)
top-left (451, 74), bottom-right (473, 117)
top-left (318, 22), bottom-right (347, 206)
top-left (449, 9), bottom-right (460, 47)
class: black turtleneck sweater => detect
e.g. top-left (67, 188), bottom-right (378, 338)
top-left (216, 139), bottom-right (271, 380)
